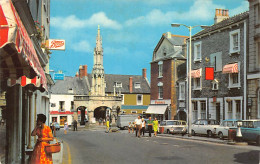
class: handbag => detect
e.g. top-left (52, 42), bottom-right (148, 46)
top-left (45, 138), bottom-right (61, 154)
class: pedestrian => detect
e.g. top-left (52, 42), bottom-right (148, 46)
top-left (64, 121), bottom-right (68, 134)
top-left (1, 118), bottom-right (5, 126)
top-left (131, 122), bottom-right (134, 133)
top-left (73, 120), bottom-right (77, 131)
top-left (30, 114), bottom-right (53, 164)
top-left (134, 116), bottom-right (142, 138)
top-left (147, 117), bottom-right (153, 137)
top-left (153, 117), bottom-right (159, 137)
top-left (141, 118), bottom-right (146, 137)
top-left (106, 117), bottom-right (110, 132)
top-left (50, 122), bottom-right (54, 134)
top-left (99, 118), bottom-right (102, 125)
top-left (128, 122), bottom-right (132, 133)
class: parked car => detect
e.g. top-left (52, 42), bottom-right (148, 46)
top-left (169, 120), bottom-right (187, 135)
top-left (216, 119), bottom-right (239, 139)
top-left (53, 122), bottom-right (60, 131)
top-left (159, 120), bottom-right (181, 134)
top-left (191, 119), bottom-right (220, 137)
top-left (117, 114), bottom-right (138, 130)
top-left (241, 120), bottom-right (260, 145)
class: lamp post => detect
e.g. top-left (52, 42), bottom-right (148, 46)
top-left (171, 23), bottom-right (208, 136)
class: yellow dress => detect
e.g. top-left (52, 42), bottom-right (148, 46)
top-left (30, 125), bottom-right (53, 164)
top-left (153, 120), bottom-right (158, 132)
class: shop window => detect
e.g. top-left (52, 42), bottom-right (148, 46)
top-left (227, 100), bottom-right (232, 119)
top-left (201, 101), bottom-right (206, 119)
top-left (131, 111), bottom-right (137, 114)
top-left (235, 100), bottom-right (241, 119)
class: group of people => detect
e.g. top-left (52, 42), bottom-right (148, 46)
top-left (129, 116), bottom-right (158, 138)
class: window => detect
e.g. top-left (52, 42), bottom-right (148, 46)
top-left (212, 79), bottom-right (219, 90)
top-left (255, 4), bottom-right (260, 24)
top-left (179, 82), bottom-right (185, 100)
top-left (194, 41), bottom-right (202, 61)
top-left (158, 61), bottom-right (163, 77)
top-left (71, 101), bottom-right (74, 110)
top-left (115, 82), bottom-right (122, 87)
top-left (235, 100), bottom-right (241, 119)
top-left (137, 94), bottom-right (143, 105)
top-left (201, 101), bottom-right (206, 119)
top-left (228, 63), bottom-right (240, 88)
top-left (121, 94), bottom-right (124, 104)
top-left (59, 101), bottom-right (65, 111)
top-left (258, 90), bottom-right (260, 118)
top-left (227, 100), bottom-right (232, 119)
top-left (257, 41), bottom-right (260, 69)
top-left (122, 111), bottom-right (126, 114)
top-left (51, 103), bottom-right (56, 107)
top-left (210, 52), bottom-right (222, 72)
top-left (134, 82), bottom-right (141, 89)
top-left (193, 78), bottom-right (201, 90)
top-left (158, 86), bottom-right (163, 99)
top-left (192, 101), bottom-right (198, 121)
top-left (229, 29), bottom-right (240, 54)
top-left (131, 111), bottom-right (137, 114)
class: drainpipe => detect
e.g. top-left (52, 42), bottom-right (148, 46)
top-left (243, 20), bottom-right (247, 120)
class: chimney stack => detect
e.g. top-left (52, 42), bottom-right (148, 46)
top-left (142, 68), bottom-right (147, 79)
top-left (129, 77), bottom-right (133, 93)
top-left (83, 65), bottom-right (87, 77)
top-left (79, 65), bottom-right (83, 78)
top-left (75, 72), bottom-right (79, 77)
top-left (79, 65), bottom-right (88, 78)
top-left (214, 9), bottom-right (229, 24)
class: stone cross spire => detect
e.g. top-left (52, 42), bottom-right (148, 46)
top-left (91, 25), bottom-right (105, 96)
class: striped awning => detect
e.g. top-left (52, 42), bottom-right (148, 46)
top-left (222, 63), bottom-right (238, 74)
top-left (0, 0), bottom-right (47, 91)
top-left (190, 68), bottom-right (201, 78)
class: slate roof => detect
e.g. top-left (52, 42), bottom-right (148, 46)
top-left (51, 76), bottom-right (89, 95)
top-left (88, 74), bottom-right (150, 94)
top-left (193, 11), bottom-right (249, 38)
top-left (166, 35), bottom-right (187, 46)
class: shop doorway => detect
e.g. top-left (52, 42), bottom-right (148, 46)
top-left (216, 103), bottom-right (220, 123)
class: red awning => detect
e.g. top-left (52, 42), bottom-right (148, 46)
top-left (0, 0), bottom-right (47, 91)
top-left (190, 68), bottom-right (201, 78)
top-left (222, 63), bottom-right (238, 74)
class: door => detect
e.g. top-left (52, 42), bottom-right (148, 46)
top-left (216, 103), bottom-right (220, 123)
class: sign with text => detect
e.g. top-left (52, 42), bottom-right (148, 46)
top-left (47, 39), bottom-right (65, 50)
top-left (54, 73), bottom-right (64, 80)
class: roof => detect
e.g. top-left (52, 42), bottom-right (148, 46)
top-left (193, 11), bottom-right (249, 38)
top-left (88, 74), bottom-right (150, 94)
top-left (51, 76), bottom-right (90, 95)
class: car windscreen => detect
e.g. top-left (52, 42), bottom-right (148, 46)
top-left (167, 121), bottom-right (178, 125)
top-left (254, 121), bottom-right (260, 128)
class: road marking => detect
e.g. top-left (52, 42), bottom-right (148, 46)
top-left (62, 141), bottom-right (72, 164)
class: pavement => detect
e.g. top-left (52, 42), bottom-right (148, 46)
top-left (51, 125), bottom-right (260, 164)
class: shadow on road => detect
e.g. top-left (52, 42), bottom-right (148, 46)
top-left (155, 156), bottom-right (183, 161)
top-left (233, 150), bottom-right (259, 164)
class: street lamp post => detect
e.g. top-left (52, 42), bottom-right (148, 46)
top-left (171, 23), bottom-right (207, 137)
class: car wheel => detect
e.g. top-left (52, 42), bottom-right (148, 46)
top-left (207, 130), bottom-right (213, 138)
top-left (191, 130), bottom-right (195, 136)
top-left (218, 132), bottom-right (224, 140)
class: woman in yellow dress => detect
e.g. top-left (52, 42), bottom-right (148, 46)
top-left (153, 117), bottom-right (158, 137)
top-left (30, 114), bottom-right (53, 164)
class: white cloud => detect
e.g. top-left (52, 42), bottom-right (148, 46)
top-left (104, 47), bottom-right (129, 56)
top-left (229, 1), bottom-right (249, 17)
top-left (51, 12), bottom-right (122, 30)
top-left (71, 40), bottom-right (92, 53)
top-left (125, 0), bottom-right (224, 26)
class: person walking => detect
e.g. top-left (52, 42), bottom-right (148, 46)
top-left (147, 117), bottom-right (153, 137)
top-left (128, 122), bottom-right (132, 133)
top-left (153, 117), bottom-right (159, 137)
top-left (73, 120), bottom-right (77, 131)
top-left (134, 116), bottom-right (142, 138)
top-left (64, 121), bottom-right (68, 134)
top-left (141, 118), bottom-right (146, 137)
top-left (106, 117), bottom-right (110, 133)
top-left (30, 114), bottom-right (53, 164)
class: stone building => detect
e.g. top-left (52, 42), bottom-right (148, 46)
top-left (190, 9), bottom-right (249, 122)
top-left (0, 0), bottom-right (53, 163)
top-left (247, 0), bottom-right (260, 119)
top-left (149, 32), bottom-right (188, 120)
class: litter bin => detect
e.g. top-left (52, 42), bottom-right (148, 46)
top-left (159, 127), bottom-right (164, 134)
top-left (228, 129), bottom-right (236, 141)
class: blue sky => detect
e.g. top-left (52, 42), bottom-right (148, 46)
top-left (49, 0), bottom-right (248, 81)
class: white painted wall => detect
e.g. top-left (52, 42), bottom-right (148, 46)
top-left (50, 94), bottom-right (74, 111)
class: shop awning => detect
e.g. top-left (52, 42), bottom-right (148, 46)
top-left (146, 104), bottom-right (168, 114)
top-left (190, 68), bottom-right (201, 78)
top-left (0, 0), bottom-right (47, 91)
top-left (222, 63), bottom-right (238, 74)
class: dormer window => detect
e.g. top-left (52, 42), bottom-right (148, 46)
top-left (134, 82), bottom-right (141, 89)
top-left (212, 79), bottom-right (219, 90)
top-left (68, 88), bottom-right (73, 94)
top-left (115, 82), bottom-right (122, 88)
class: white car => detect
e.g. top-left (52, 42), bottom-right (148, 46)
top-left (159, 120), bottom-right (180, 134)
top-left (191, 119), bottom-right (220, 137)
top-left (216, 119), bottom-right (238, 139)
